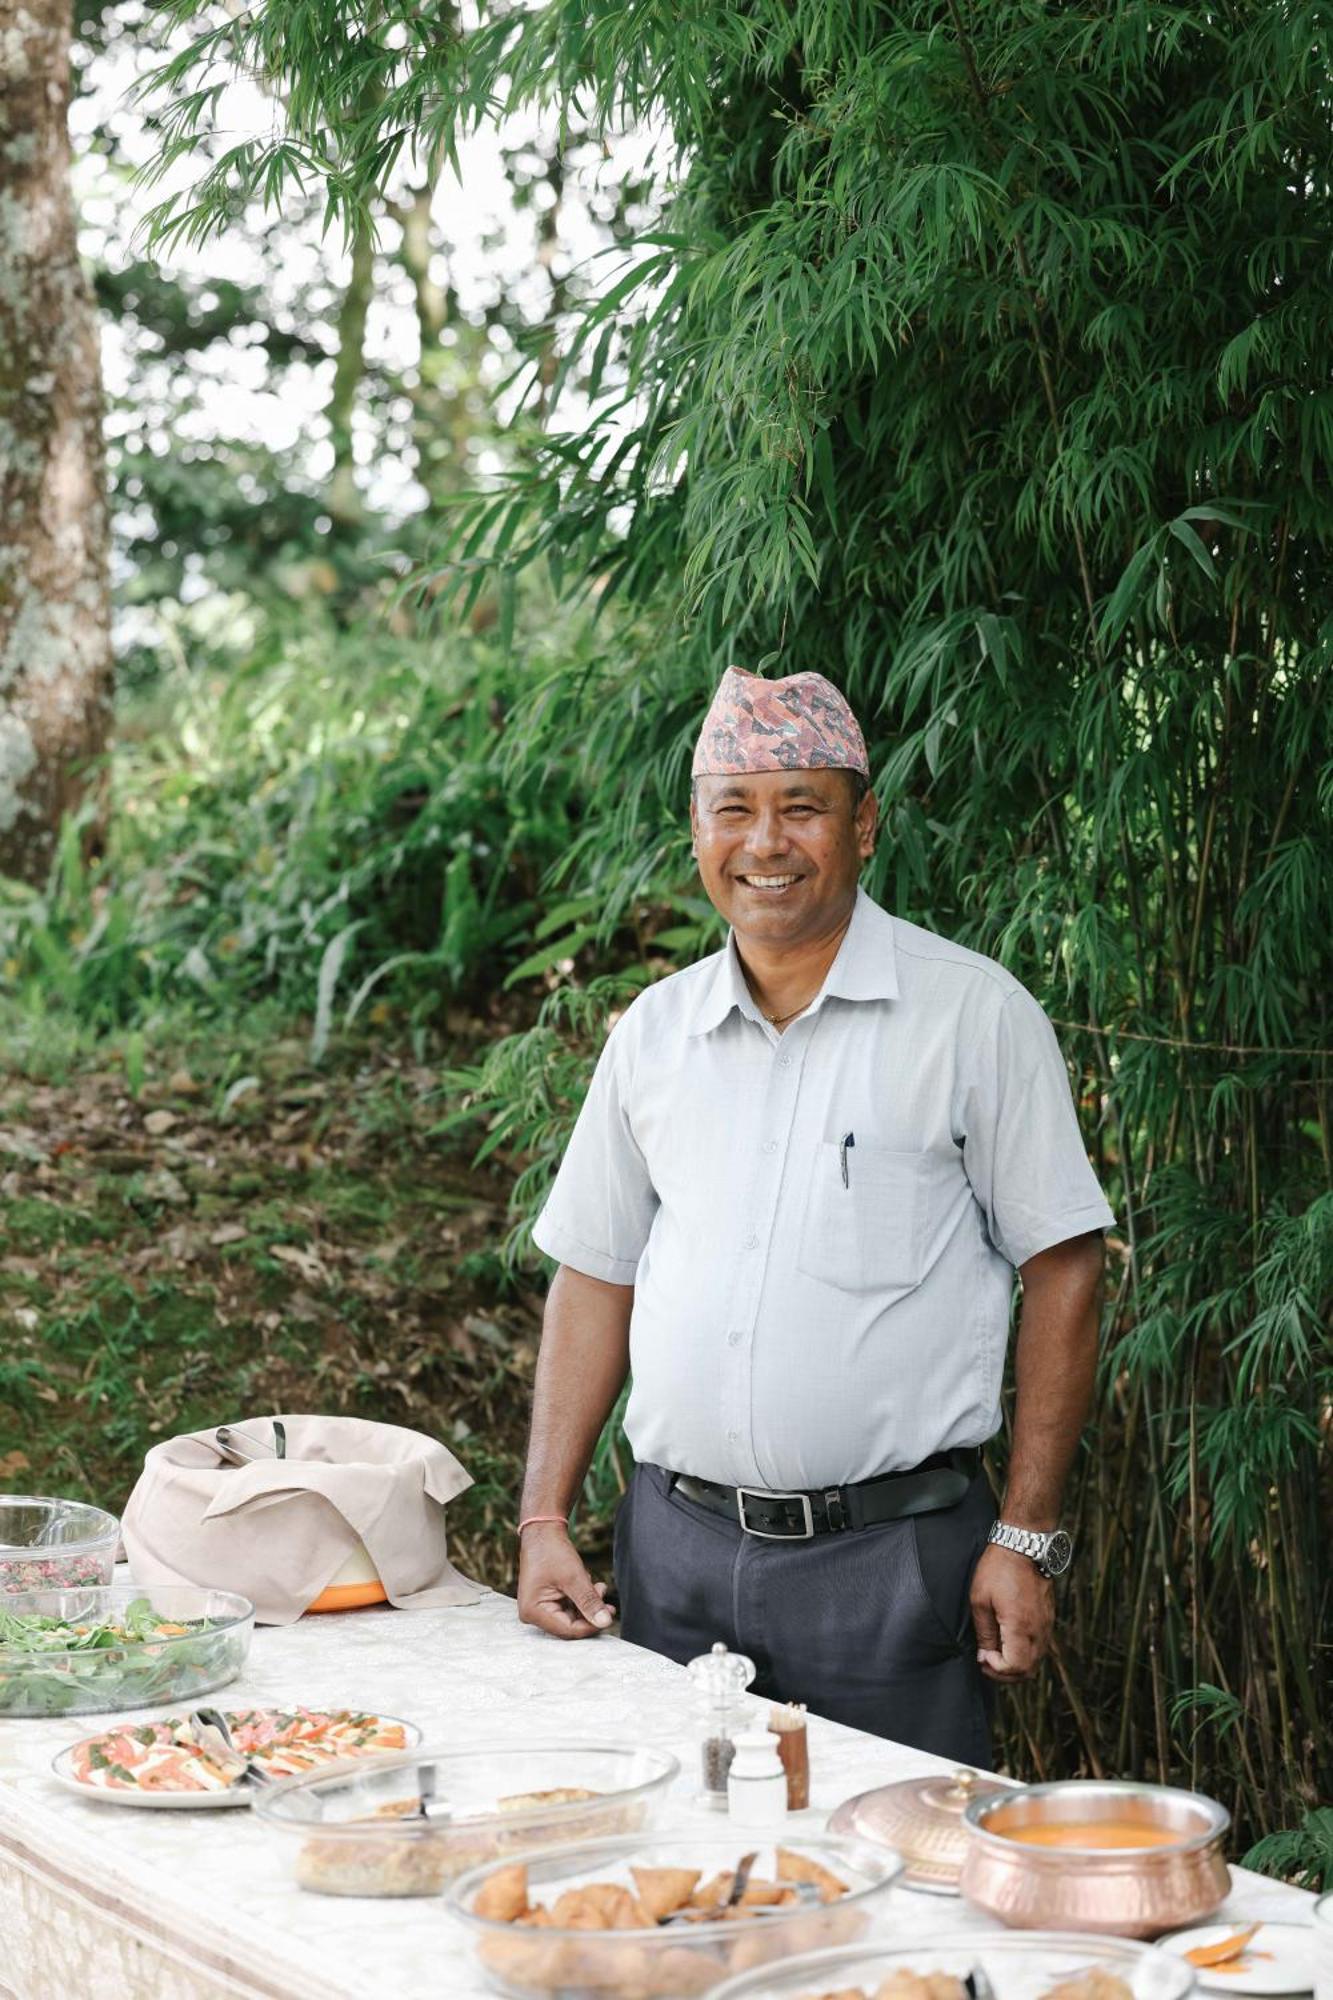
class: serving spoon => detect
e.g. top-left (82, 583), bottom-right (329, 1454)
top-left (1184, 1928), bottom-right (1264, 1969)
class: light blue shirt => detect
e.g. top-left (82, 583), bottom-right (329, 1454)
top-left (533, 888), bottom-right (1114, 1489)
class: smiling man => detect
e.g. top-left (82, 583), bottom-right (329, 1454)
top-left (516, 666), bottom-right (1113, 1764)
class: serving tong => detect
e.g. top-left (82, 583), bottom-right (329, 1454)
top-left (214, 1422), bottom-right (287, 1465)
top-left (725, 1851), bottom-right (758, 1907)
top-left (188, 1706), bottom-right (274, 1789)
top-left (656, 1851), bottom-right (824, 1927)
top-left (411, 1762), bottom-right (452, 1823)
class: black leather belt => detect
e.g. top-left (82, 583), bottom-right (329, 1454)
top-left (669, 1448), bottom-right (981, 1540)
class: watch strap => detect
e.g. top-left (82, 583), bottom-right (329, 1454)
top-left (988, 1520), bottom-right (1069, 1574)
top-left (989, 1521), bottom-right (1047, 1561)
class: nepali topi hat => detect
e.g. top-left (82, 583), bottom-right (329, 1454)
top-left (692, 665), bottom-right (870, 780)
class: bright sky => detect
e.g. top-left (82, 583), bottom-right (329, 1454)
top-left (72, 6), bottom-right (669, 531)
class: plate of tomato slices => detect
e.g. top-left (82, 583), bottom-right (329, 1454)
top-left (52, 1706), bottom-right (420, 1808)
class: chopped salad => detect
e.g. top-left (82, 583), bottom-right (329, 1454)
top-left (69, 1709), bottom-right (411, 1794)
top-left (0, 1553), bottom-right (110, 1595)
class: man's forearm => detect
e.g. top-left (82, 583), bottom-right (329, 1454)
top-left (520, 1264), bottom-right (634, 1519)
top-left (1003, 1231), bottom-right (1104, 1528)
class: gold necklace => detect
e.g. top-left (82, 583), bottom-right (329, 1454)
top-left (764, 996), bottom-right (818, 1028)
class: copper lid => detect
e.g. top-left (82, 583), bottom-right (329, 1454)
top-left (827, 1766), bottom-right (1014, 1892)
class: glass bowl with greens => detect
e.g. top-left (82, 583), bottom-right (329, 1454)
top-left (0, 1585), bottom-right (254, 1717)
top-left (0, 1495), bottom-right (121, 1595)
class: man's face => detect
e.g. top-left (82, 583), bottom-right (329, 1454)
top-left (691, 768), bottom-right (878, 949)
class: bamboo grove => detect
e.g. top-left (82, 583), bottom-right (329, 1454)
top-left (148, 3), bottom-right (1333, 1855)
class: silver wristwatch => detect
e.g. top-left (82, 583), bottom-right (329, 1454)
top-left (987, 1520), bottom-right (1074, 1578)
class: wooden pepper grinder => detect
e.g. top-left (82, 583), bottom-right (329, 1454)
top-left (767, 1701), bottom-right (809, 1810)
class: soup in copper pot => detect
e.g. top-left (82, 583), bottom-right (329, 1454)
top-left (998, 1821), bottom-right (1180, 1850)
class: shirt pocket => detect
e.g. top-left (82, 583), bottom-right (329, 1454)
top-left (796, 1141), bottom-right (927, 1294)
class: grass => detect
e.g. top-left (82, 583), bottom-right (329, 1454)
top-left (0, 1016), bottom-right (548, 1591)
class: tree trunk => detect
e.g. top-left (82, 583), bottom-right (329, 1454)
top-left (0, 0), bottom-right (112, 885)
top-left (395, 176), bottom-right (459, 510)
top-left (326, 222), bottom-right (375, 529)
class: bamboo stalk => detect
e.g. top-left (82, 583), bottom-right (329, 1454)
top-left (1049, 1635), bottom-right (1107, 1778)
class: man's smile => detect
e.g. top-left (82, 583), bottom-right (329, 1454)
top-left (733, 871), bottom-right (806, 892)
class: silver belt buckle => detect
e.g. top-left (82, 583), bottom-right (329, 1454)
top-left (735, 1487), bottom-right (815, 1540)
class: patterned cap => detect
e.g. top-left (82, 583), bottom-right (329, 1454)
top-left (692, 666), bottom-right (870, 779)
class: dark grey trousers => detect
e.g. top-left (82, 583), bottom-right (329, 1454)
top-left (613, 1462), bottom-right (997, 1767)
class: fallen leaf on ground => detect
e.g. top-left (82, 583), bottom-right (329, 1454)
top-left (140, 1168), bottom-right (190, 1206)
top-left (157, 1226), bottom-right (205, 1263)
top-left (270, 1243), bottom-right (330, 1285)
top-left (0, 1129), bottom-right (47, 1162)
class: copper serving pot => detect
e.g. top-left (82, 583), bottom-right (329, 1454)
top-left (960, 1779), bottom-right (1230, 1939)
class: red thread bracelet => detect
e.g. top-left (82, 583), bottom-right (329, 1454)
top-left (517, 1513), bottom-right (568, 1534)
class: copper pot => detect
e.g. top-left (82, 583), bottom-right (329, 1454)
top-left (960, 1779), bottom-right (1230, 1939)
top-left (828, 1767), bottom-right (1015, 1893)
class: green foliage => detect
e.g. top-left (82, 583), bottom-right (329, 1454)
top-left (437, 973), bottom-right (651, 1260)
top-left (133, 0), bottom-right (1333, 1843)
top-left (1245, 1809), bottom-right (1333, 1894)
top-left (0, 611), bottom-right (576, 1050)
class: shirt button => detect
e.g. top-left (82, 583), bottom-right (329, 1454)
top-left (727, 1329), bottom-right (743, 1346)
top-left (743, 1233), bottom-right (759, 1250)
top-left (728, 1430), bottom-right (740, 1444)
top-left (778, 1054), bottom-right (792, 1069)
top-left (762, 1140), bottom-right (777, 1155)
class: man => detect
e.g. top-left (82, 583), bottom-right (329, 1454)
top-left (517, 666), bottom-right (1112, 1764)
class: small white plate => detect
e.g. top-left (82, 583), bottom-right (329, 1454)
top-left (1160, 1923), bottom-right (1315, 1995)
top-left (51, 1711), bottom-right (420, 1810)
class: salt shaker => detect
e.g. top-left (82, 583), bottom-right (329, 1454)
top-left (686, 1640), bottom-right (756, 1809)
top-left (727, 1729), bottom-right (789, 1827)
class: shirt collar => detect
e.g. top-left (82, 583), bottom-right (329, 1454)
top-left (687, 886), bottom-right (898, 1037)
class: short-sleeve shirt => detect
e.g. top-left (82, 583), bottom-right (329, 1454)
top-left (532, 887), bottom-right (1114, 1489)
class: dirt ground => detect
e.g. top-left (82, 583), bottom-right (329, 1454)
top-left (0, 1035), bottom-right (565, 1592)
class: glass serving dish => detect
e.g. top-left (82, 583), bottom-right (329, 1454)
top-left (707, 1930), bottom-right (1198, 2000)
top-left (0, 1584), bottom-right (254, 1717)
top-left (446, 1831), bottom-right (904, 1998)
top-left (0, 1495), bottom-right (120, 1594)
top-left (253, 1742), bottom-right (681, 1899)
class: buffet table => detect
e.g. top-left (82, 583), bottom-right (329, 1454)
top-left (0, 1586), bottom-right (1315, 2000)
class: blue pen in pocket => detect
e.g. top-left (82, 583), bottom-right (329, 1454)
top-left (839, 1131), bottom-right (855, 1187)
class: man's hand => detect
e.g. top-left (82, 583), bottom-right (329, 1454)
top-left (517, 1523), bottom-right (614, 1639)
top-left (969, 1542), bottom-right (1054, 1681)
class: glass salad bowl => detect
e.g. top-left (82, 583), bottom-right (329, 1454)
top-left (0, 1584), bottom-right (254, 1717)
top-left (0, 1495), bottom-right (120, 1595)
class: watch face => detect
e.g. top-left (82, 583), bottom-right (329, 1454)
top-left (1044, 1530), bottom-right (1073, 1576)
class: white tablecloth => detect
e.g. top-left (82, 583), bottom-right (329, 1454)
top-left (0, 1586), bottom-right (1314, 2000)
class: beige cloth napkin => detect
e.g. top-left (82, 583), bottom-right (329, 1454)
top-left (121, 1414), bottom-right (484, 1624)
